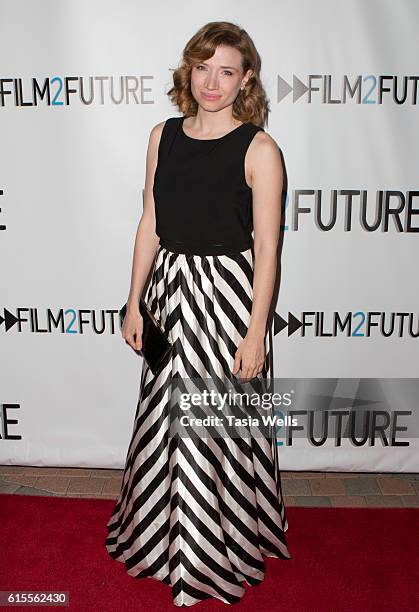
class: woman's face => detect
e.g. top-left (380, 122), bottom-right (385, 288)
top-left (190, 44), bottom-right (252, 112)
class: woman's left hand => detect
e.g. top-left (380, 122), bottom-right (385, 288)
top-left (232, 333), bottom-right (265, 382)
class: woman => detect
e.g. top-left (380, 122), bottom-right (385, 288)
top-left (105, 21), bottom-right (290, 607)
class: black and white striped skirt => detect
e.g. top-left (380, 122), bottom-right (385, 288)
top-left (105, 244), bottom-right (291, 606)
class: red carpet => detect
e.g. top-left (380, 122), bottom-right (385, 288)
top-left (0, 494), bottom-right (417, 611)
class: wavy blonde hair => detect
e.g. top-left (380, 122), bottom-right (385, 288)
top-left (167, 21), bottom-right (270, 127)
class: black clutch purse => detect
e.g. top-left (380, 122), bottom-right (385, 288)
top-left (119, 298), bottom-right (173, 375)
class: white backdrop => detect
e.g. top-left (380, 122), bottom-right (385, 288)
top-left (1, 0), bottom-right (418, 471)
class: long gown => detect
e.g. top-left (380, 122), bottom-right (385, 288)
top-left (105, 116), bottom-right (291, 606)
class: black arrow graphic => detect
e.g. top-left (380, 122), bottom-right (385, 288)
top-left (1, 309), bottom-right (20, 331)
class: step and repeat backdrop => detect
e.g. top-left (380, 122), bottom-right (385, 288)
top-left (1, 0), bottom-right (418, 471)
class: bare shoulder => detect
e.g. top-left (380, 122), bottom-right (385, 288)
top-left (244, 128), bottom-right (282, 189)
top-left (145, 120), bottom-right (169, 166)
top-left (246, 128), bottom-right (281, 170)
top-left (249, 128), bottom-right (280, 154)
top-left (148, 119), bottom-right (166, 146)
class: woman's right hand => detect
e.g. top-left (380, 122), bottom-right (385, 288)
top-left (122, 304), bottom-right (144, 352)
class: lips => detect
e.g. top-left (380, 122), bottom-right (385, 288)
top-left (201, 92), bottom-right (221, 100)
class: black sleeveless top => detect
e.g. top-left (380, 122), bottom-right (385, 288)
top-left (152, 116), bottom-right (264, 255)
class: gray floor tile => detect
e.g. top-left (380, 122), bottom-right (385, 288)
top-left (282, 479), bottom-right (311, 496)
top-left (344, 478), bottom-right (381, 496)
top-left (294, 496), bottom-right (332, 507)
top-left (0, 480), bottom-right (20, 493)
top-left (13, 486), bottom-right (55, 496)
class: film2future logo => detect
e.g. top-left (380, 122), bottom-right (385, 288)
top-left (0, 73), bottom-right (418, 106)
top-left (277, 73), bottom-right (419, 105)
top-left (1, 308), bottom-right (418, 339)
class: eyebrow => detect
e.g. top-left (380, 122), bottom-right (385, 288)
top-left (199, 62), bottom-right (238, 70)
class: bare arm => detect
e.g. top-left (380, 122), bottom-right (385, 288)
top-left (121, 120), bottom-right (164, 351)
top-left (232, 131), bottom-right (283, 380)
top-left (247, 131), bottom-right (283, 337)
top-left (126, 120), bottom-right (165, 313)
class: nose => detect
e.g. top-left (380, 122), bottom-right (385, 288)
top-left (205, 72), bottom-right (219, 90)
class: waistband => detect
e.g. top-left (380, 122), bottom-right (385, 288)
top-left (159, 237), bottom-right (252, 256)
